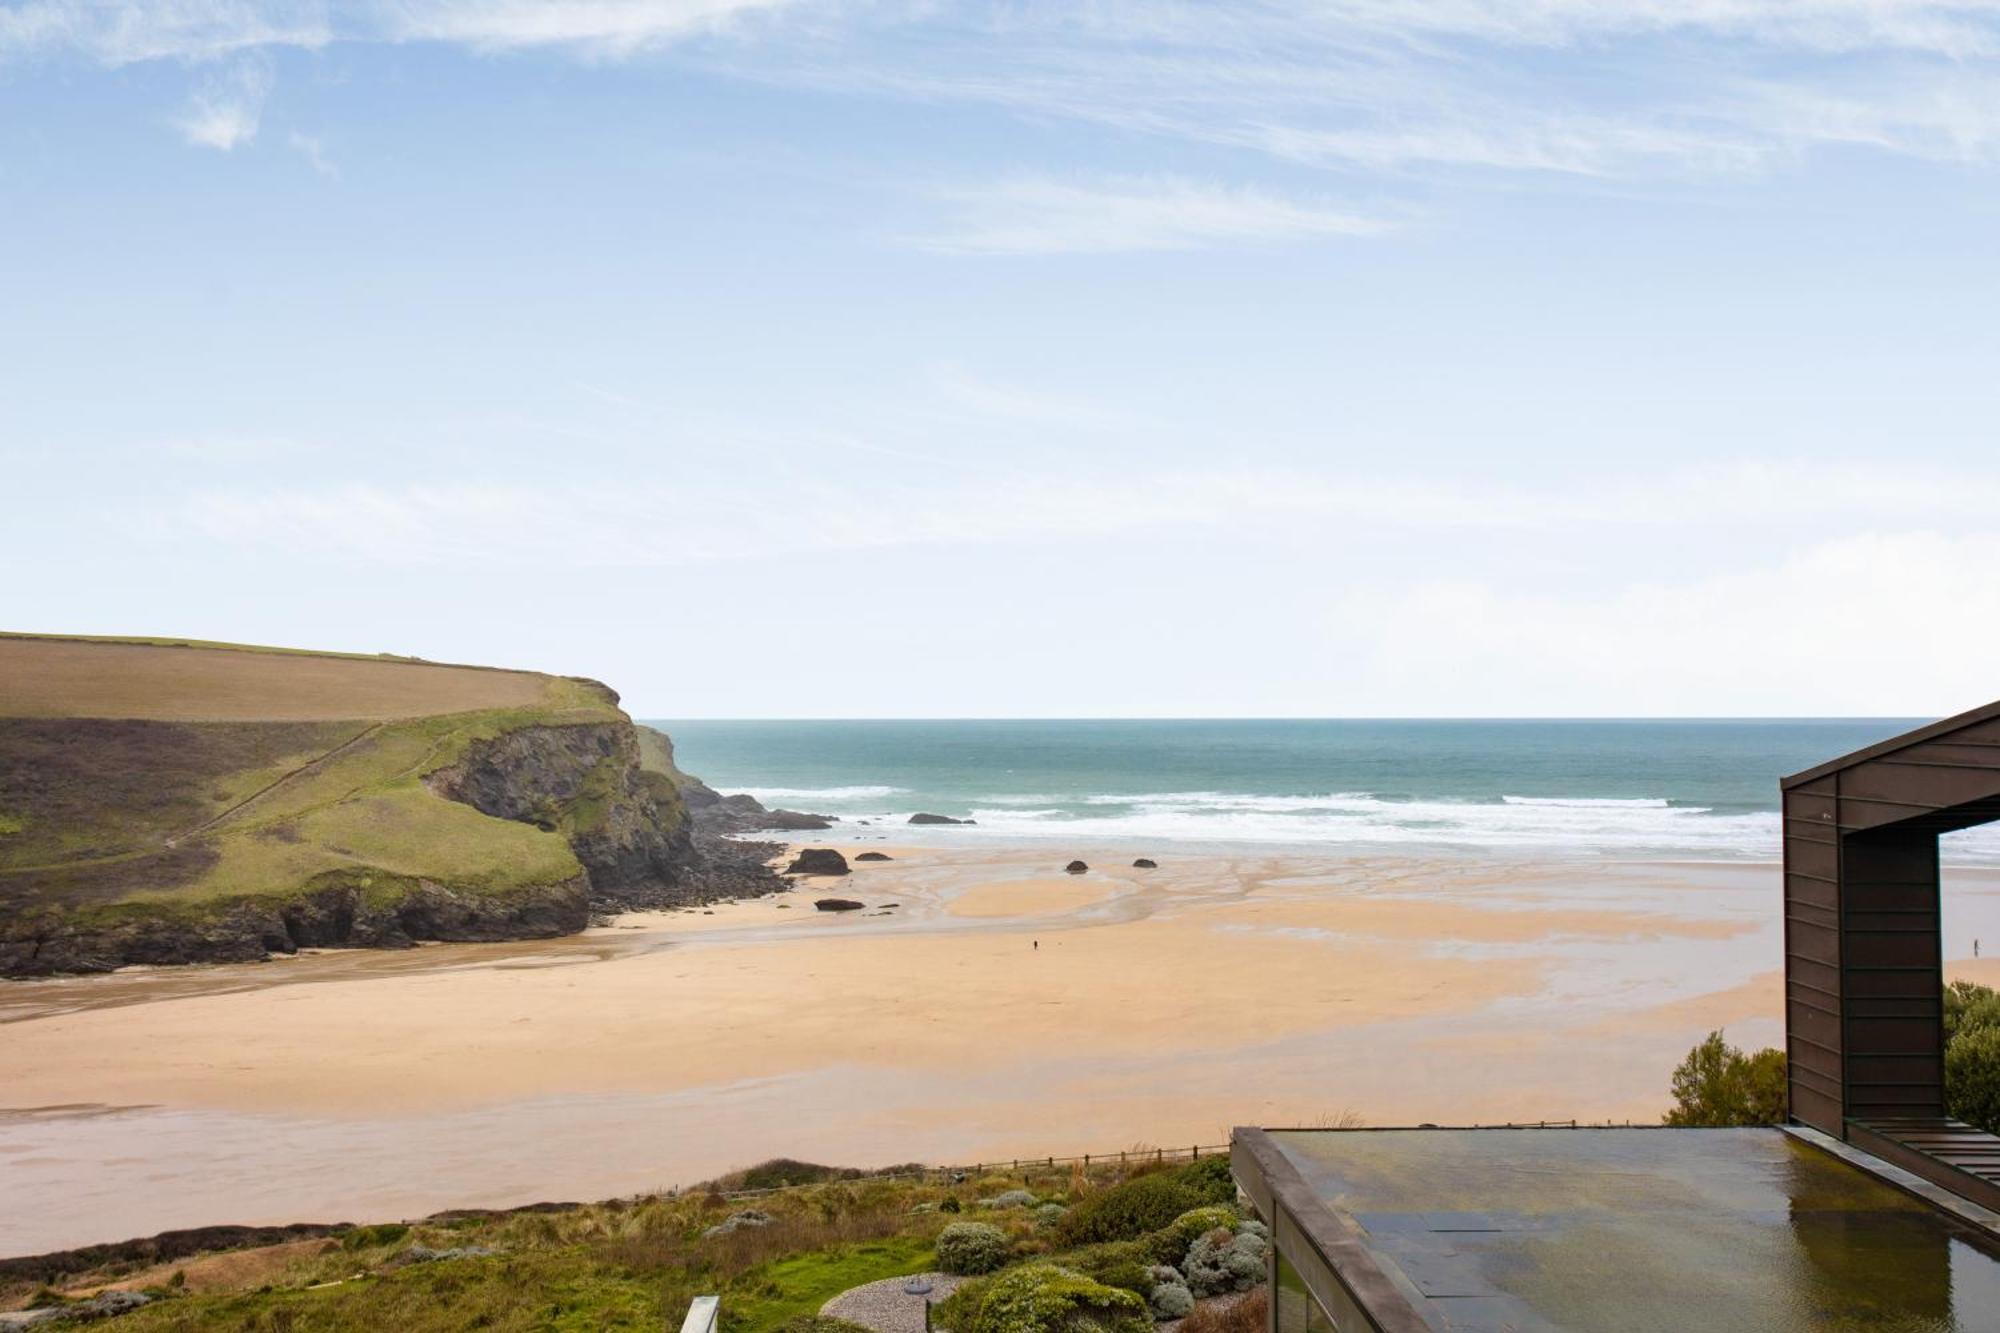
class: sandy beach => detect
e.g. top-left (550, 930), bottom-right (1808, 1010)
top-left (6, 843), bottom-right (2000, 1257)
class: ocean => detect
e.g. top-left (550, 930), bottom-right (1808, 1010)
top-left (650, 718), bottom-right (2000, 862)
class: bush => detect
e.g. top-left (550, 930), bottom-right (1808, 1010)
top-left (981, 1189), bottom-right (1038, 1210)
top-left (1146, 1207), bottom-right (1239, 1265)
top-left (959, 1263), bottom-right (1150, 1333)
top-left (1055, 1240), bottom-right (1157, 1294)
top-left (1183, 1228), bottom-right (1267, 1297)
top-left (937, 1222), bottom-right (1010, 1276)
top-left (941, 1197), bottom-right (962, 1215)
top-left (1055, 1160), bottom-right (1236, 1247)
top-left (1946, 981), bottom-right (2000, 1043)
top-left (1661, 1031), bottom-right (1786, 1126)
top-left (1179, 1288), bottom-right (1269, 1333)
top-left (1034, 1203), bottom-right (1068, 1230)
top-left (1147, 1267), bottom-right (1194, 1322)
top-left (341, 1223), bottom-right (409, 1251)
top-left (1946, 1023), bottom-right (2000, 1134)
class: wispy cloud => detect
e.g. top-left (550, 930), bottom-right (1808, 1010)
top-left (9, 1), bottom-right (2000, 178)
top-left (152, 459), bottom-right (2000, 570)
top-left (288, 130), bottom-right (336, 176)
top-left (924, 175), bottom-right (1393, 254)
top-left (173, 55), bottom-right (273, 150)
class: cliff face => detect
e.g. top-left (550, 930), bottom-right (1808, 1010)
top-left (426, 721), bottom-right (696, 911)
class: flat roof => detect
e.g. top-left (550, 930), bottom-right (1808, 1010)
top-left (1239, 1127), bottom-right (2000, 1332)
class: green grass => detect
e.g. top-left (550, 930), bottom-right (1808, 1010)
top-left (727, 1236), bottom-right (938, 1333)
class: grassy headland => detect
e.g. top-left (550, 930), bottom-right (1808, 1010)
top-left (0, 634), bottom-right (740, 975)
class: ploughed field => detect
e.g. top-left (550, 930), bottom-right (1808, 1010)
top-left (0, 635), bottom-right (703, 975)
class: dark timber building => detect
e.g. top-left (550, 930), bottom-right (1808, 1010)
top-left (1232, 706), bottom-right (2000, 1332)
top-left (1782, 700), bottom-right (2000, 1212)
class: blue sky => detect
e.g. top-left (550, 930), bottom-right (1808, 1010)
top-left (4, 1), bottom-right (1999, 717)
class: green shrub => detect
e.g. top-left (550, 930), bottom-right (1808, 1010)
top-left (1946, 1023), bottom-right (2000, 1134)
top-left (1033, 1203), bottom-right (1068, 1230)
top-left (1661, 1031), bottom-right (1786, 1126)
top-left (1147, 1206), bottom-right (1239, 1264)
top-left (980, 1189), bottom-right (1038, 1210)
top-left (937, 1222), bottom-right (1010, 1276)
top-left (1946, 981), bottom-right (2000, 1043)
top-left (342, 1222), bottom-right (410, 1250)
top-left (959, 1263), bottom-right (1150, 1333)
top-left (1055, 1160), bottom-right (1236, 1247)
top-left (941, 1196), bottom-right (962, 1215)
top-left (1053, 1240), bottom-right (1156, 1294)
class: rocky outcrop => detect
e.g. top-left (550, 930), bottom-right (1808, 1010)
top-left (814, 898), bottom-right (864, 912)
top-left (787, 849), bottom-right (850, 876)
top-left (0, 874), bottom-right (592, 977)
top-left (909, 812), bottom-right (973, 825)
top-left (759, 809), bottom-right (834, 831)
top-left (855, 852), bottom-right (892, 861)
top-left (1133, 858), bottom-right (1157, 869)
top-left (428, 722), bottom-right (689, 909)
top-left (1065, 860), bottom-right (1089, 874)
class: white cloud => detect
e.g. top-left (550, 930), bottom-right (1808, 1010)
top-left (9, 2), bottom-right (2000, 176)
top-left (1358, 532), bottom-right (2000, 715)
top-left (924, 175), bottom-right (1392, 254)
top-left (288, 130), bottom-right (336, 175)
top-left (381, 0), bottom-right (807, 54)
top-left (158, 458), bottom-right (2000, 570)
top-left (173, 56), bottom-right (273, 150)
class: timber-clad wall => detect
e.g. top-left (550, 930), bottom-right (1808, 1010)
top-left (1782, 703), bottom-right (2000, 1137)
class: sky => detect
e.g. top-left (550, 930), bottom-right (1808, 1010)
top-left (3, 1), bottom-right (1999, 718)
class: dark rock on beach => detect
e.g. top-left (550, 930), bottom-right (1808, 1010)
top-left (1133, 858), bottom-right (1157, 868)
top-left (787, 848), bottom-right (851, 876)
top-left (909, 813), bottom-right (973, 825)
top-left (1065, 860), bottom-right (1089, 874)
top-left (760, 809), bottom-right (835, 831)
top-left (814, 898), bottom-right (865, 912)
top-left (855, 851), bottom-right (893, 861)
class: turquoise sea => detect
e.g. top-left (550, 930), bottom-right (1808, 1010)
top-left (649, 718), bottom-right (2000, 862)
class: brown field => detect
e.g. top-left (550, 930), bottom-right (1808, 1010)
top-left (0, 636), bottom-right (555, 722)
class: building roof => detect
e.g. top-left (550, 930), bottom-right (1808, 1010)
top-left (1234, 1125), bottom-right (2000, 1332)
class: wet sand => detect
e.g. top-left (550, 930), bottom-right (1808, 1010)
top-left (6, 846), bottom-right (1999, 1257)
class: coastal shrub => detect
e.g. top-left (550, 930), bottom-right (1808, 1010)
top-left (981, 1189), bottom-right (1038, 1210)
top-left (1947, 981), bottom-right (2000, 1042)
top-left (1146, 1264), bottom-right (1193, 1320)
top-left (1946, 1024), bottom-right (2000, 1135)
top-left (1055, 1160), bottom-right (1235, 1248)
top-left (1034, 1204), bottom-right (1068, 1230)
top-left (341, 1223), bottom-right (410, 1251)
top-left (1055, 1240), bottom-right (1157, 1294)
top-left (1182, 1228), bottom-right (1268, 1297)
top-left (937, 1222), bottom-right (1010, 1276)
top-left (1179, 1288), bottom-right (1270, 1333)
top-left (1147, 1207), bottom-right (1238, 1265)
top-left (959, 1263), bottom-right (1150, 1333)
top-left (941, 1197), bottom-right (962, 1214)
top-left (1661, 1031), bottom-right (1786, 1126)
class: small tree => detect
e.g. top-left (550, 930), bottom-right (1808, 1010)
top-left (1662, 1031), bottom-right (1787, 1126)
top-left (1945, 981), bottom-right (2000, 1133)
top-left (1946, 1025), bottom-right (2000, 1134)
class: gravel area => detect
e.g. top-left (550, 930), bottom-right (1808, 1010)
top-left (820, 1272), bottom-right (966, 1333)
